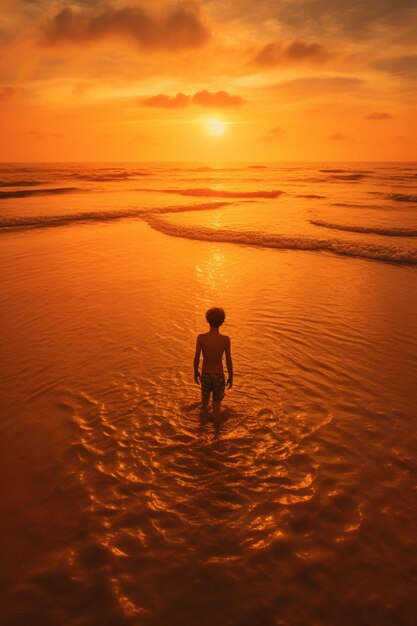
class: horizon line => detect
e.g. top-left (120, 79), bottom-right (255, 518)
top-left (1, 160), bottom-right (416, 164)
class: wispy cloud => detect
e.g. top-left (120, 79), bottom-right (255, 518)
top-left (0, 86), bottom-right (17, 102)
top-left (224, 0), bottom-right (417, 39)
top-left (259, 126), bottom-right (285, 142)
top-left (364, 112), bottom-right (392, 120)
top-left (252, 40), bottom-right (330, 67)
top-left (143, 93), bottom-right (190, 108)
top-left (372, 54), bottom-right (417, 80)
top-left (143, 90), bottom-right (244, 109)
top-left (192, 90), bottom-right (244, 107)
top-left (269, 76), bottom-right (365, 102)
top-left (329, 132), bottom-right (348, 141)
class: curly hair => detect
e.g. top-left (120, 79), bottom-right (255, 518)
top-left (205, 307), bottom-right (225, 327)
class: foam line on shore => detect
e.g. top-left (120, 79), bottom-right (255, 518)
top-left (145, 214), bottom-right (417, 265)
top-left (310, 220), bottom-right (417, 237)
top-left (0, 202), bottom-right (230, 231)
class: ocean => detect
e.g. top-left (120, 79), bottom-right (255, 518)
top-left (1, 162), bottom-right (416, 626)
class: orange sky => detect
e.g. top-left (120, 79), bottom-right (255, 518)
top-left (1, 0), bottom-right (416, 161)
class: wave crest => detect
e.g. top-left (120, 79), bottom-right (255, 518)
top-left (0, 187), bottom-right (79, 199)
top-left (149, 188), bottom-right (285, 199)
top-left (310, 220), bottom-right (417, 237)
top-left (0, 202), bottom-right (230, 231)
top-left (0, 180), bottom-right (44, 188)
top-left (145, 215), bottom-right (417, 265)
top-left (71, 171), bottom-right (150, 181)
top-left (388, 193), bottom-right (417, 203)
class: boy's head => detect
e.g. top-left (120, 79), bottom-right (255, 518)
top-left (206, 307), bottom-right (225, 328)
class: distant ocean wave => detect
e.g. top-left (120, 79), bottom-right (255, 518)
top-left (147, 188), bottom-right (285, 199)
top-left (0, 187), bottom-right (80, 199)
top-left (145, 215), bottom-right (417, 265)
top-left (0, 202), bottom-right (230, 231)
top-left (310, 220), bottom-right (417, 237)
top-left (0, 210), bottom-right (145, 230)
top-left (319, 169), bottom-right (373, 174)
top-left (332, 202), bottom-right (387, 210)
top-left (0, 180), bottom-right (45, 188)
top-left (70, 171), bottom-right (150, 181)
top-left (2, 198), bottom-right (415, 264)
top-left (388, 193), bottom-right (417, 203)
top-left (330, 174), bottom-right (368, 181)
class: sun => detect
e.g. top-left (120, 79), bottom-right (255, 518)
top-left (205, 119), bottom-right (226, 137)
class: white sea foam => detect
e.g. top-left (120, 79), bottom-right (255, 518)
top-left (310, 220), bottom-right (417, 237)
top-left (145, 215), bottom-right (417, 265)
top-left (0, 202), bottom-right (230, 230)
top-left (143, 187), bottom-right (285, 199)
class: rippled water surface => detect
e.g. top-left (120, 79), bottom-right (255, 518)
top-left (1, 163), bottom-right (416, 626)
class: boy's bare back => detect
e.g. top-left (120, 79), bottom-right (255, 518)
top-left (198, 332), bottom-right (230, 374)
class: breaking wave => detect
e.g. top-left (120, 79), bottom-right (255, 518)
top-left (333, 202), bottom-right (385, 210)
top-left (148, 188), bottom-right (285, 199)
top-left (330, 174), bottom-right (368, 181)
top-left (0, 180), bottom-right (45, 188)
top-left (0, 187), bottom-right (80, 199)
top-left (145, 215), bottom-right (417, 265)
top-left (388, 193), bottom-right (417, 203)
top-left (70, 171), bottom-right (150, 181)
top-left (310, 220), bottom-right (417, 237)
top-left (0, 202), bottom-right (230, 231)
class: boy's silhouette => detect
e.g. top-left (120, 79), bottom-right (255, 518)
top-left (193, 307), bottom-right (233, 422)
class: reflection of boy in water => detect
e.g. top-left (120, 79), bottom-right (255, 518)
top-left (193, 307), bottom-right (233, 422)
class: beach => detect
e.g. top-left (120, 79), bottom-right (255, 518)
top-left (1, 163), bottom-right (417, 626)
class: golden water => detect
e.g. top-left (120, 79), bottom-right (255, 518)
top-left (1, 164), bottom-right (416, 625)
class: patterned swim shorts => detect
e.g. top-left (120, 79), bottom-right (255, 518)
top-left (201, 372), bottom-right (225, 402)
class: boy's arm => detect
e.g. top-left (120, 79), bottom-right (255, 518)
top-left (225, 336), bottom-right (233, 388)
top-left (193, 335), bottom-right (202, 384)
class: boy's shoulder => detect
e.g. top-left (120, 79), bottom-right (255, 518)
top-left (197, 332), bottom-right (230, 341)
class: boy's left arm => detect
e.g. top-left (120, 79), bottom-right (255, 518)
top-left (193, 336), bottom-right (202, 384)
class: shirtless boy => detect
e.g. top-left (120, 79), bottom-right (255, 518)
top-left (193, 307), bottom-right (233, 422)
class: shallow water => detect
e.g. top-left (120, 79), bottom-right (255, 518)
top-left (1, 163), bottom-right (417, 626)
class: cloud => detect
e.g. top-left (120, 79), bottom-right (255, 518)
top-left (329, 132), bottom-right (348, 141)
top-left (253, 40), bottom-right (329, 67)
top-left (259, 126), bottom-right (285, 142)
top-left (142, 90), bottom-right (244, 108)
top-left (192, 90), bottom-right (244, 107)
top-left (372, 54), bottom-right (417, 79)
top-left (0, 86), bottom-right (17, 102)
top-left (364, 112), bottom-right (392, 120)
top-left (223, 0), bottom-right (417, 39)
top-left (41, 3), bottom-right (210, 52)
top-left (144, 92), bottom-right (190, 108)
top-left (270, 76), bottom-right (365, 101)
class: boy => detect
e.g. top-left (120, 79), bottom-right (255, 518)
top-left (193, 307), bottom-right (233, 422)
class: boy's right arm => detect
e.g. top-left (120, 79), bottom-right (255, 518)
top-left (225, 336), bottom-right (233, 388)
